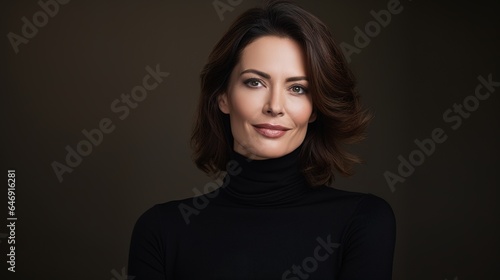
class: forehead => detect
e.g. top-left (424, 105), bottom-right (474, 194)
top-left (236, 36), bottom-right (307, 76)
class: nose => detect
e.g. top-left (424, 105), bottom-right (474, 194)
top-left (263, 86), bottom-right (284, 117)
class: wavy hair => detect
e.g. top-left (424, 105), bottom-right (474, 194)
top-left (191, 0), bottom-right (371, 187)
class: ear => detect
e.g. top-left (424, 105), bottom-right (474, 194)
top-left (218, 92), bottom-right (230, 114)
top-left (308, 110), bottom-right (317, 123)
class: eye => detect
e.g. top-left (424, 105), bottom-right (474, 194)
top-left (290, 85), bottom-right (308, 94)
top-left (244, 78), bottom-right (264, 88)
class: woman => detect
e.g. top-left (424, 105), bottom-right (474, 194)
top-left (128, 0), bottom-right (396, 279)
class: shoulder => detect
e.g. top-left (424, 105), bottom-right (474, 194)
top-left (128, 198), bottom-right (197, 277)
top-left (332, 189), bottom-right (396, 240)
top-left (321, 189), bottom-right (396, 275)
top-left (313, 186), bottom-right (391, 208)
top-left (312, 186), bottom-right (396, 228)
top-left (332, 188), bottom-right (396, 218)
top-left (354, 193), bottom-right (396, 231)
top-left (131, 196), bottom-right (197, 233)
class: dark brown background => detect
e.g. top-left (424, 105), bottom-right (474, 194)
top-left (1, 0), bottom-right (499, 279)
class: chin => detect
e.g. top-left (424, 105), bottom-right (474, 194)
top-left (246, 145), bottom-right (293, 160)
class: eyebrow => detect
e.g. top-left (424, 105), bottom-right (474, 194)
top-left (240, 69), bottom-right (308, 82)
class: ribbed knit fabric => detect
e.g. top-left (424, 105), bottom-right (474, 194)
top-left (128, 145), bottom-right (396, 279)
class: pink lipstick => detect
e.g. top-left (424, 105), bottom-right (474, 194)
top-left (253, 123), bottom-right (290, 138)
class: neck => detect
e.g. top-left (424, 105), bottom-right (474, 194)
top-left (221, 145), bottom-right (311, 206)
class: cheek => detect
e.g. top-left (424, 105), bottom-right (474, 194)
top-left (287, 99), bottom-right (314, 126)
top-left (229, 89), bottom-right (262, 121)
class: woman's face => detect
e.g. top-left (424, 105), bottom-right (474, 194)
top-left (218, 35), bottom-right (316, 160)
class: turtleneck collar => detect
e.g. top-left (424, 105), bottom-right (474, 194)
top-left (220, 145), bottom-right (311, 207)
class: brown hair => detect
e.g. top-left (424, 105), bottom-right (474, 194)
top-left (191, 0), bottom-right (371, 187)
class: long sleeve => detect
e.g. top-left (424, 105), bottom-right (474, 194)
top-left (127, 178), bottom-right (396, 279)
top-left (128, 205), bottom-right (167, 280)
top-left (338, 194), bottom-right (397, 279)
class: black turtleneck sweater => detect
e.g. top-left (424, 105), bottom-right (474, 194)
top-left (128, 146), bottom-right (396, 279)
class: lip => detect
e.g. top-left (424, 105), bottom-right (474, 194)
top-left (253, 123), bottom-right (290, 138)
